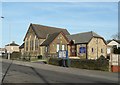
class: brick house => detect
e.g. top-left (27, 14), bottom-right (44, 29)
top-left (40, 32), bottom-right (69, 57)
top-left (67, 31), bottom-right (107, 59)
top-left (23, 23), bottom-right (70, 58)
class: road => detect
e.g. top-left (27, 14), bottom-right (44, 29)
top-left (1, 59), bottom-right (119, 84)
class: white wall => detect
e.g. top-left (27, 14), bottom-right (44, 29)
top-left (5, 46), bottom-right (19, 53)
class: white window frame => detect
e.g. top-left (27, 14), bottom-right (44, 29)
top-left (46, 47), bottom-right (48, 52)
top-left (62, 45), bottom-right (65, 50)
top-left (57, 44), bottom-right (60, 52)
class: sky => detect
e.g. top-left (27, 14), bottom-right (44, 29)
top-left (0, 2), bottom-right (118, 47)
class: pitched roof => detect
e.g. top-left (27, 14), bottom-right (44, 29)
top-left (6, 41), bottom-right (19, 46)
top-left (114, 40), bottom-right (120, 44)
top-left (40, 32), bottom-right (60, 46)
top-left (0, 48), bottom-right (6, 51)
top-left (19, 43), bottom-right (24, 49)
top-left (107, 39), bottom-right (120, 44)
top-left (24, 23), bottom-right (70, 41)
top-left (67, 31), bottom-right (105, 44)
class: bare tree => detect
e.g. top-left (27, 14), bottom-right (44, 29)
top-left (111, 32), bottom-right (120, 40)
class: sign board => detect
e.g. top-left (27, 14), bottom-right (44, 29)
top-left (58, 50), bottom-right (68, 59)
top-left (110, 54), bottom-right (119, 66)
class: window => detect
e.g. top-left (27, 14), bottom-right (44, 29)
top-left (101, 49), bottom-right (103, 53)
top-left (32, 40), bottom-right (34, 50)
top-left (35, 40), bottom-right (39, 50)
top-left (92, 48), bottom-right (94, 53)
top-left (26, 41), bottom-right (28, 51)
top-left (62, 45), bottom-right (65, 50)
top-left (46, 47), bottom-right (48, 52)
top-left (30, 41), bottom-right (31, 51)
top-left (57, 44), bottom-right (60, 52)
top-left (30, 40), bottom-right (34, 51)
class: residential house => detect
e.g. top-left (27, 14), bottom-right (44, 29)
top-left (40, 32), bottom-right (69, 57)
top-left (107, 39), bottom-right (120, 72)
top-left (5, 41), bottom-right (19, 53)
top-left (23, 23), bottom-right (70, 58)
top-left (107, 39), bottom-right (120, 54)
top-left (67, 31), bottom-right (107, 59)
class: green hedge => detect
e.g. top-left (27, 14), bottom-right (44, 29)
top-left (49, 58), bottom-right (63, 66)
top-left (70, 59), bottom-right (109, 71)
top-left (11, 52), bottom-right (21, 60)
top-left (48, 57), bottom-right (109, 71)
top-left (113, 47), bottom-right (120, 54)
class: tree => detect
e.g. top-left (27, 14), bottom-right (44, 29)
top-left (111, 32), bottom-right (120, 40)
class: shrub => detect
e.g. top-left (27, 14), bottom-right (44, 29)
top-left (49, 58), bottom-right (63, 66)
top-left (70, 59), bottom-right (109, 71)
top-left (48, 57), bottom-right (109, 71)
top-left (113, 46), bottom-right (120, 54)
top-left (11, 52), bottom-right (21, 60)
top-left (38, 55), bottom-right (42, 59)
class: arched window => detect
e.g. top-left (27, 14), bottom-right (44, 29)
top-left (92, 48), bottom-right (94, 53)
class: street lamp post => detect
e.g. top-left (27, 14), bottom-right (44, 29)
top-left (1, 16), bottom-right (11, 60)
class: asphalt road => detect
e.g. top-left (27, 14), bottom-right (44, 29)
top-left (1, 59), bottom-right (119, 84)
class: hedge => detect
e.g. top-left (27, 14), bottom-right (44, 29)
top-left (11, 52), bottom-right (21, 60)
top-left (70, 59), bottom-right (109, 71)
top-left (48, 57), bottom-right (109, 71)
top-left (49, 58), bottom-right (63, 66)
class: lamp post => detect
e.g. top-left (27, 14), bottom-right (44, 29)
top-left (1, 16), bottom-right (11, 60)
top-left (8, 23), bottom-right (11, 60)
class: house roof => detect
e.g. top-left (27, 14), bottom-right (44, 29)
top-left (107, 39), bottom-right (120, 44)
top-left (67, 31), bottom-right (106, 44)
top-left (19, 43), bottom-right (24, 49)
top-left (40, 32), bottom-right (61, 46)
top-left (24, 23), bottom-right (70, 41)
top-left (6, 41), bottom-right (19, 46)
top-left (41, 32), bottom-right (69, 46)
top-left (0, 48), bottom-right (6, 51)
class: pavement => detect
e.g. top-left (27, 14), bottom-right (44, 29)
top-left (1, 58), bottom-right (119, 84)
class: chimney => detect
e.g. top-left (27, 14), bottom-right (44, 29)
top-left (12, 41), bottom-right (15, 44)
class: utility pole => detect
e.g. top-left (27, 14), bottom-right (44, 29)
top-left (1, 16), bottom-right (11, 60)
top-left (8, 23), bottom-right (11, 60)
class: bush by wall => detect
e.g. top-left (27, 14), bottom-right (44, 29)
top-left (70, 59), bottom-right (109, 71)
top-left (113, 47), bottom-right (120, 54)
top-left (49, 56), bottom-right (109, 71)
top-left (11, 52), bottom-right (21, 60)
top-left (48, 58), bottom-right (63, 66)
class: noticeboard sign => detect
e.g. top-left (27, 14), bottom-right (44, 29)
top-left (58, 50), bottom-right (68, 59)
top-left (111, 54), bottom-right (119, 66)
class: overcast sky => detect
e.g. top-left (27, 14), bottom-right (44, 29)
top-left (1, 2), bottom-right (118, 47)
